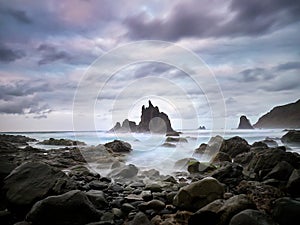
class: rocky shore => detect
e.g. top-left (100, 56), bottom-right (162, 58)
top-left (1, 132), bottom-right (300, 225)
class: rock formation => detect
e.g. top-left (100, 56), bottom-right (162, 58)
top-left (237, 115), bottom-right (254, 129)
top-left (110, 100), bottom-right (175, 133)
top-left (254, 99), bottom-right (300, 129)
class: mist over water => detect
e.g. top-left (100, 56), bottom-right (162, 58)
top-left (8, 129), bottom-right (300, 175)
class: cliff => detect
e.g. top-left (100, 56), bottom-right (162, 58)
top-left (254, 99), bottom-right (300, 129)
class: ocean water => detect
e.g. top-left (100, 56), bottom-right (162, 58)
top-left (4, 129), bottom-right (300, 174)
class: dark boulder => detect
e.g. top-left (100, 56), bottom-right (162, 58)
top-left (26, 190), bottom-right (101, 225)
top-left (229, 209), bottom-right (277, 225)
top-left (211, 163), bottom-right (243, 187)
top-left (237, 115), bottom-right (254, 129)
top-left (173, 177), bottom-right (224, 211)
top-left (3, 162), bottom-right (73, 213)
top-left (272, 197), bottom-right (300, 225)
top-left (263, 161), bottom-right (294, 181)
top-left (128, 212), bottom-right (151, 225)
top-left (165, 137), bottom-right (188, 143)
top-left (220, 136), bottom-right (250, 158)
top-left (286, 169), bottom-right (300, 196)
top-left (210, 152), bottom-right (231, 163)
top-left (104, 140), bottom-right (132, 153)
top-left (281, 130), bottom-right (300, 143)
top-left (108, 164), bottom-right (138, 179)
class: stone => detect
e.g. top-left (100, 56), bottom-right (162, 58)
top-left (173, 177), bottom-right (224, 211)
top-left (286, 169), bottom-right (300, 196)
top-left (38, 138), bottom-right (86, 146)
top-left (108, 164), bottom-right (138, 179)
top-left (229, 209), bottom-right (277, 225)
top-left (165, 137), bottom-right (188, 143)
top-left (272, 197), bottom-right (300, 225)
top-left (211, 163), bottom-right (243, 186)
top-left (220, 136), bottom-right (250, 158)
top-left (233, 152), bottom-right (254, 166)
top-left (161, 142), bottom-right (176, 148)
top-left (194, 143), bottom-right (208, 154)
top-left (121, 203), bottom-right (135, 213)
top-left (210, 152), bottom-right (232, 163)
top-left (86, 190), bottom-right (108, 209)
top-left (104, 140), bottom-right (132, 153)
top-left (217, 194), bottom-right (256, 225)
top-left (262, 138), bottom-right (278, 148)
top-left (263, 161), bottom-right (294, 181)
top-left (187, 161), bottom-right (216, 174)
top-left (145, 183), bottom-right (163, 192)
top-left (281, 130), bottom-right (300, 143)
top-left (88, 181), bottom-right (109, 190)
top-left (237, 115), bottom-right (254, 129)
top-left (3, 162), bottom-right (69, 212)
top-left (138, 199), bottom-right (165, 211)
top-left (236, 180), bottom-right (284, 213)
top-left (26, 190), bottom-right (101, 225)
top-left (128, 212), bottom-right (151, 225)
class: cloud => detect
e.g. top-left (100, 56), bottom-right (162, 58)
top-left (276, 61), bottom-right (300, 71)
top-left (7, 9), bottom-right (32, 24)
top-left (37, 44), bottom-right (72, 65)
top-left (0, 45), bottom-right (25, 62)
top-left (239, 68), bottom-right (273, 82)
top-left (125, 0), bottom-right (300, 41)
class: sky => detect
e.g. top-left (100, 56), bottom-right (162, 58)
top-left (0, 0), bottom-right (300, 131)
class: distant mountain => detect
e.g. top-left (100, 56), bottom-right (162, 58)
top-left (254, 99), bottom-right (300, 129)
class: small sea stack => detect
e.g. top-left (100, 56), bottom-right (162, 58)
top-left (237, 115), bottom-right (254, 129)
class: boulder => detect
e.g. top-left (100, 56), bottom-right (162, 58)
top-left (281, 130), bottom-right (300, 143)
top-left (194, 143), bottom-right (208, 154)
top-left (263, 161), bottom-right (294, 181)
top-left (187, 161), bottom-right (216, 174)
top-left (108, 164), bottom-right (138, 179)
top-left (211, 163), bottom-right (243, 187)
top-left (138, 199), bottom-right (165, 211)
top-left (104, 140), bottom-right (132, 153)
top-left (272, 197), bottom-right (300, 225)
top-left (189, 195), bottom-right (255, 225)
top-left (3, 162), bottom-right (71, 212)
top-left (286, 169), bottom-right (300, 196)
top-left (173, 177), bottom-right (224, 211)
top-left (26, 190), bottom-right (101, 225)
top-left (246, 148), bottom-right (300, 179)
top-left (237, 115), bottom-right (254, 129)
top-left (233, 152), bottom-right (254, 166)
top-left (220, 136), bottom-right (250, 158)
top-left (229, 209), bottom-right (277, 225)
top-left (85, 190), bottom-right (108, 209)
top-left (210, 152), bottom-right (231, 163)
top-left (128, 212), bottom-right (151, 225)
top-left (217, 194), bottom-right (256, 225)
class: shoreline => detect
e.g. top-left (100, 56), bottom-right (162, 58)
top-left (1, 132), bottom-right (300, 224)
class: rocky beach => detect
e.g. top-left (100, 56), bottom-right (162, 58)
top-left (1, 130), bottom-right (300, 225)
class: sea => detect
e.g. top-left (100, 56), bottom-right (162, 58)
top-left (3, 129), bottom-right (300, 175)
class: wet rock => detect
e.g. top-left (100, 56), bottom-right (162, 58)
top-left (230, 209), bottom-right (277, 225)
top-left (187, 161), bottom-right (216, 174)
top-left (161, 142), bottom-right (176, 148)
top-left (263, 161), bottom-right (294, 181)
top-left (145, 183), bottom-right (163, 192)
top-left (281, 130), bottom-right (300, 143)
top-left (173, 177), bottom-right (224, 211)
top-left (138, 199), bottom-right (165, 211)
top-left (128, 212), bottom-right (151, 225)
top-left (251, 141), bottom-right (268, 149)
top-left (174, 158), bottom-right (197, 170)
top-left (217, 194), bottom-right (256, 225)
top-left (210, 152), bottom-right (232, 163)
top-left (236, 180), bottom-right (284, 213)
top-left (88, 181), bottom-right (109, 190)
top-left (165, 137), bottom-right (188, 143)
top-left (211, 163), bottom-right (243, 186)
top-left (166, 131), bottom-right (180, 136)
top-left (26, 190), bottom-right (101, 225)
top-left (233, 152), bottom-right (254, 166)
top-left (38, 138), bottom-right (86, 146)
top-left (121, 203), bottom-right (135, 214)
top-left (0, 134), bottom-right (37, 146)
top-left (286, 169), bottom-right (300, 196)
top-left (220, 136), bottom-right (250, 158)
top-left (86, 190), bottom-right (108, 209)
top-left (194, 143), bottom-right (208, 154)
top-left (3, 162), bottom-right (69, 213)
top-left (262, 138), bottom-right (278, 148)
top-left (104, 140), bottom-right (132, 153)
top-left (108, 164), bottom-right (138, 179)
top-left (272, 197), bottom-right (300, 225)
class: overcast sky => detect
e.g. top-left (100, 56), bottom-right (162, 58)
top-left (0, 0), bottom-right (299, 131)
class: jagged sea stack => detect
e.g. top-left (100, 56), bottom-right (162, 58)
top-left (237, 115), bottom-right (254, 129)
top-left (109, 100), bottom-right (175, 133)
